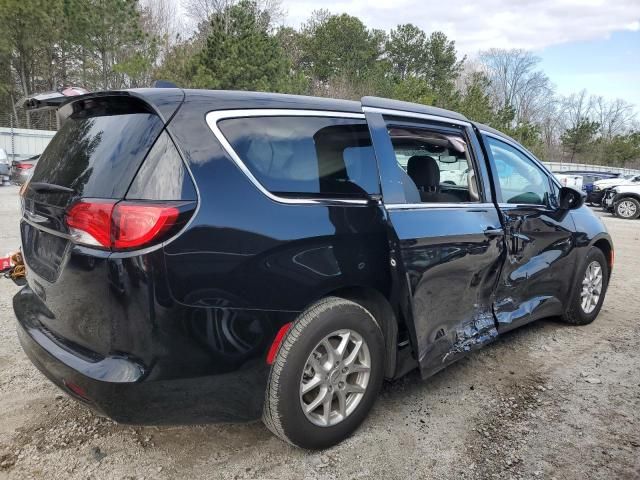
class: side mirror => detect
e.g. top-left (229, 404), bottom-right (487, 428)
top-left (559, 186), bottom-right (584, 210)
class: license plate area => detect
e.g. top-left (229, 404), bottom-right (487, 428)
top-left (21, 222), bottom-right (69, 283)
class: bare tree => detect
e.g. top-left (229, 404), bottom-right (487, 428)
top-left (140, 0), bottom-right (183, 61)
top-left (561, 89), bottom-right (594, 131)
top-left (181, 0), bottom-right (283, 36)
top-left (479, 48), bottom-right (553, 125)
top-left (593, 96), bottom-right (636, 140)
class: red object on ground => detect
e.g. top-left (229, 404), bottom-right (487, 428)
top-left (0, 255), bottom-right (11, 272)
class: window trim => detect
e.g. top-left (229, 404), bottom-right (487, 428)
top-left (482, 132), bottom-right (557, 208)
top-left (205, 109), bottom-right (371, 206)
top-left (362, 106), bottom-right (472, 128)
top-left (378, 117), bottom-right (486, 207)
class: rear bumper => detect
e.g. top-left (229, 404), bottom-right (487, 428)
top-left (14, 286), bottom-right (269, 424)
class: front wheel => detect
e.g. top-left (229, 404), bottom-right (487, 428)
top-left (263, 297), bottom-right (385, 449)
top-left (614, 197), bottom-right (640, 219)
top-left (561, 247), bottom-right (609, 325)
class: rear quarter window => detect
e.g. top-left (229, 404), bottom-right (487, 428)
top-left (217, 116), bottom-right (379, 197)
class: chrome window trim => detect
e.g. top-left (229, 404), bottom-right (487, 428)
top-left (497, 202), bottom-right (547, 209)
top-left (205, 109), bottom-right (369, 206)
top-left (386, 202), bottom-right (495, 210)
top-left (362, 106), bottom-right (472, 127)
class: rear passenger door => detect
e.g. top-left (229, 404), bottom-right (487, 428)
top-left (364, 109), bottom-right (505, 378)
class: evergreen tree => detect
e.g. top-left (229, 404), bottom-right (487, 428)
top-left (561, 118), bottom-right (600, 162)
top-left (193, 0), bottom-right (292, 92)
top-left (386, 24), bottom-right (428, 80)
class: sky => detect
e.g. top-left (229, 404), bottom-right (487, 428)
top-left (278, 0), bottom-right (640, 108)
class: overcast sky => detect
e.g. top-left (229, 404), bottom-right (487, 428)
top-left (279, 0), bottom-right (640, 107)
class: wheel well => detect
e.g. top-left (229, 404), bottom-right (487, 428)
top-left (615, 193), bottom-right (640, 204)
top-left (323, 286), bottom-right (400, 379)
top-left (593, 238), bottom-right (613, 273)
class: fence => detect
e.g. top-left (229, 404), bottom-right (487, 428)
top-left (543, 162), bottom-right (640, 176)
top-left (0, 127), bottom-right (56, 160)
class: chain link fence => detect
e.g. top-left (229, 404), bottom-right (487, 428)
top-left (0, 108), bottom-right (59, 133)
top-left (0, 110), bottom-right (57, 161)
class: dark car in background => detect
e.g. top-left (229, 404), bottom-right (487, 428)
top-left (10, 155), bottom-right (40, 185)
top-left (13, 89), bottom-right (613, 449)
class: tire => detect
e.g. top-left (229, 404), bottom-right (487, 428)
top-left (614, 197), bottom-right (640, 220)
top-left (263, 297), bottom-right (385, 449)
top-left (561, 247), bottom-right (609, 325)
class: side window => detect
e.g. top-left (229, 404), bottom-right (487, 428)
top-left (486, 137), bottom-right (551, 205)
top-left (218, 116), bottom-right (378, 197)
top-left (387, 124), bottom-right (480, 204)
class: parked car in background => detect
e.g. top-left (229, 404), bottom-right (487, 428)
top-left (591, 174), bottom-right (640, 205)
top-left (0, 148), bottom-right (10, 182)
top-left (14, 90), bottom-right (613, 449)
top-left (554, 173), bottom-right (583, 191)
top-left (582, 171), bottom-right (620, 203)
top-left (603, 184), bottom-right (640, 219)
top-left (10, 155), bottom-right (40, 185)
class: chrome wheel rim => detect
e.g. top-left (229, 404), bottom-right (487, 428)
top-left (617, 200), bottom-right (637, 218)
top-left (581, 260), bottom-right (603, 314)
top-left (299, 329), bottom-right (371, 427)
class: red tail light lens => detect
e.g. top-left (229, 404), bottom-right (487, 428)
top-left (66, 201), bottom-right (115, 248)
top-left (66, 200), bottom-right (191, 250)
top-left (113, 203), bottom-right (180, 249)
top-left (16, 163), bottom-right (34, 170)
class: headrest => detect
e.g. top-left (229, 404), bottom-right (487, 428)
top-left (407, 155), bottom-right (439, 190)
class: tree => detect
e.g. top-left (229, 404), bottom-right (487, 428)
top-left (300, 13), bottom-right (384, 83)
top-left (561, 118), bottom-right (600, 162)
top-left (191, 0), bottom-right (293, 92)
top-left (479, 49), bottom-right (553, 125)
top-left (424, 32), bottom-right (464, 108)
top-left (457, 72), bottom-right (494, 124)
top-left (386, 24), bottom-right (427, 80)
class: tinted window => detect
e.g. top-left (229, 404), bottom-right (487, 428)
top-left (218, 116), bottom-right (379, 197)
top-left (127, 131), bottom-right (196, 201)
top-left (486, 137), bottom-right (551, 205)
top-left (31, 99), bottom-right (163, 199)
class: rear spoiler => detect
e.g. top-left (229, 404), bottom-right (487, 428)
top-left (22, 87), bottom-right (90, 111)
top-left (56, 89), bottom-right (185, 127)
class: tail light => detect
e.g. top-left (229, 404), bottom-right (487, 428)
top-left (15, 163), bottom-right (34, 170)
top-left (66, 200), bottom-right (194, 250)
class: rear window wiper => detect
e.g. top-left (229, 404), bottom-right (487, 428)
top-left (29, 182), bottom-right (75, 194)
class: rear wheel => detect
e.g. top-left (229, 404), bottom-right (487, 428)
top-left (614, 197), bottom-right (640, 219)
top-left (561, 247), bottom-right (609, 325)
top-left (263, 297), bottom-right (385, 449)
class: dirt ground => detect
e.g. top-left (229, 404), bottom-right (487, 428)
top-left (0, 184), bottom-right (638, 480)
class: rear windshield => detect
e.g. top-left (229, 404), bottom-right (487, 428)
top-left (30, 97), bottom-right (163, 199)
top-left (218, 116), bottom-right (379, 197)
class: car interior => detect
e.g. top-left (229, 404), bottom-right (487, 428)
top-left (389, 127), bottom-right (480, 203)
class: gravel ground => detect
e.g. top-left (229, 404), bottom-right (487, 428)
top-left (0, 184), bottom-right (638, 480)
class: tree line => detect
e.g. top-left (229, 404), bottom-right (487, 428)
top-left (0, 0), bottom-right (638, 168)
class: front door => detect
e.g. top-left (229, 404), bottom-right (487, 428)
top-left (483, 134), bottom-right (576, 332)
top-left (365, 109), bottom-right (505, 378)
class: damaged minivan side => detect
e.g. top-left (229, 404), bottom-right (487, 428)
top-left (14, 89), bottom-right (612, 449)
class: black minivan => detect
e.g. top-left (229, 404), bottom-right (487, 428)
top-left (14, 89), bottom-right (613, 449)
